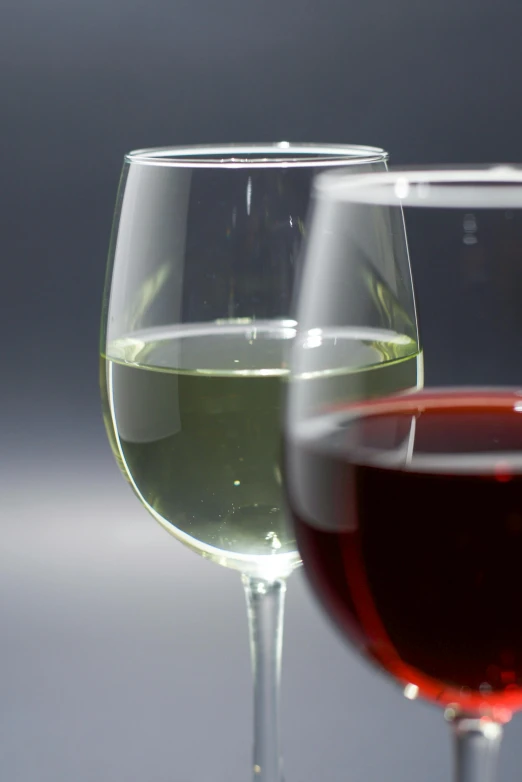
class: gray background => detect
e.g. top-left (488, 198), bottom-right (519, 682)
top-left (3, 0), bottom-right (522, 779)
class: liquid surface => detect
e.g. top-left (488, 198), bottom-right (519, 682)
top-left (102, 320), bottom-right (421, 578)
top-left (287, 390), bottom-right (522, 718)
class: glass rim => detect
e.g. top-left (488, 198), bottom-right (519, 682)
top-left (124, 142), bottom-right (388, 168)
top-left (314, 164), bottom-right (522, 208)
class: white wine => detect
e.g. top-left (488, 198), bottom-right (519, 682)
top-left (102, 322), bottom-right (297, 578)
top-left (101, 320), bottom-right (422, 578)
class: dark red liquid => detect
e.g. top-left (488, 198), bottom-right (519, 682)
top-left (286, 390), bottom-right (522, 719)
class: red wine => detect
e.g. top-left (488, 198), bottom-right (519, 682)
top-left (286, 390), bottom-right (522, 719)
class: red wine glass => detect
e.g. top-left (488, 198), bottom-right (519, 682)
top-left (284, 166), bottom-right (522, 782)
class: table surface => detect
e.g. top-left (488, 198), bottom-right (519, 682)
top-left (1, 424), bottom-right (520, 782)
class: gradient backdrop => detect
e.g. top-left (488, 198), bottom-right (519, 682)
top-left (3, 0), bottom-right (522, 779)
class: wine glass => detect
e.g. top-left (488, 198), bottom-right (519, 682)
top-left (284, 165), bottom-right (522, 782)
top-left (99, 143), bottom-right (388, 782)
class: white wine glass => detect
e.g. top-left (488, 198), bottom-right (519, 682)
top-left (100, 143), bottom-right (388, 782)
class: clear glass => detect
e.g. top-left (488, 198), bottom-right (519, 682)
top-left (284, 165), bottom-right (522, 782)
top-left (99, 142), bottom-right (388, 782)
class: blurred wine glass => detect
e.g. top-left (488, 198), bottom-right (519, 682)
top-left (285, 166), bottom-right (522, 782)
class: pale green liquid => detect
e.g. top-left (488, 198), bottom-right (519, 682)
top-left (101, 321), bottom-right (422, 578)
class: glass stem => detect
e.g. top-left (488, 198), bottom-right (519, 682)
top-left (242, 574), bottom-right (287, 782)
top-left (450, 716), bottom-right (503, 782)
